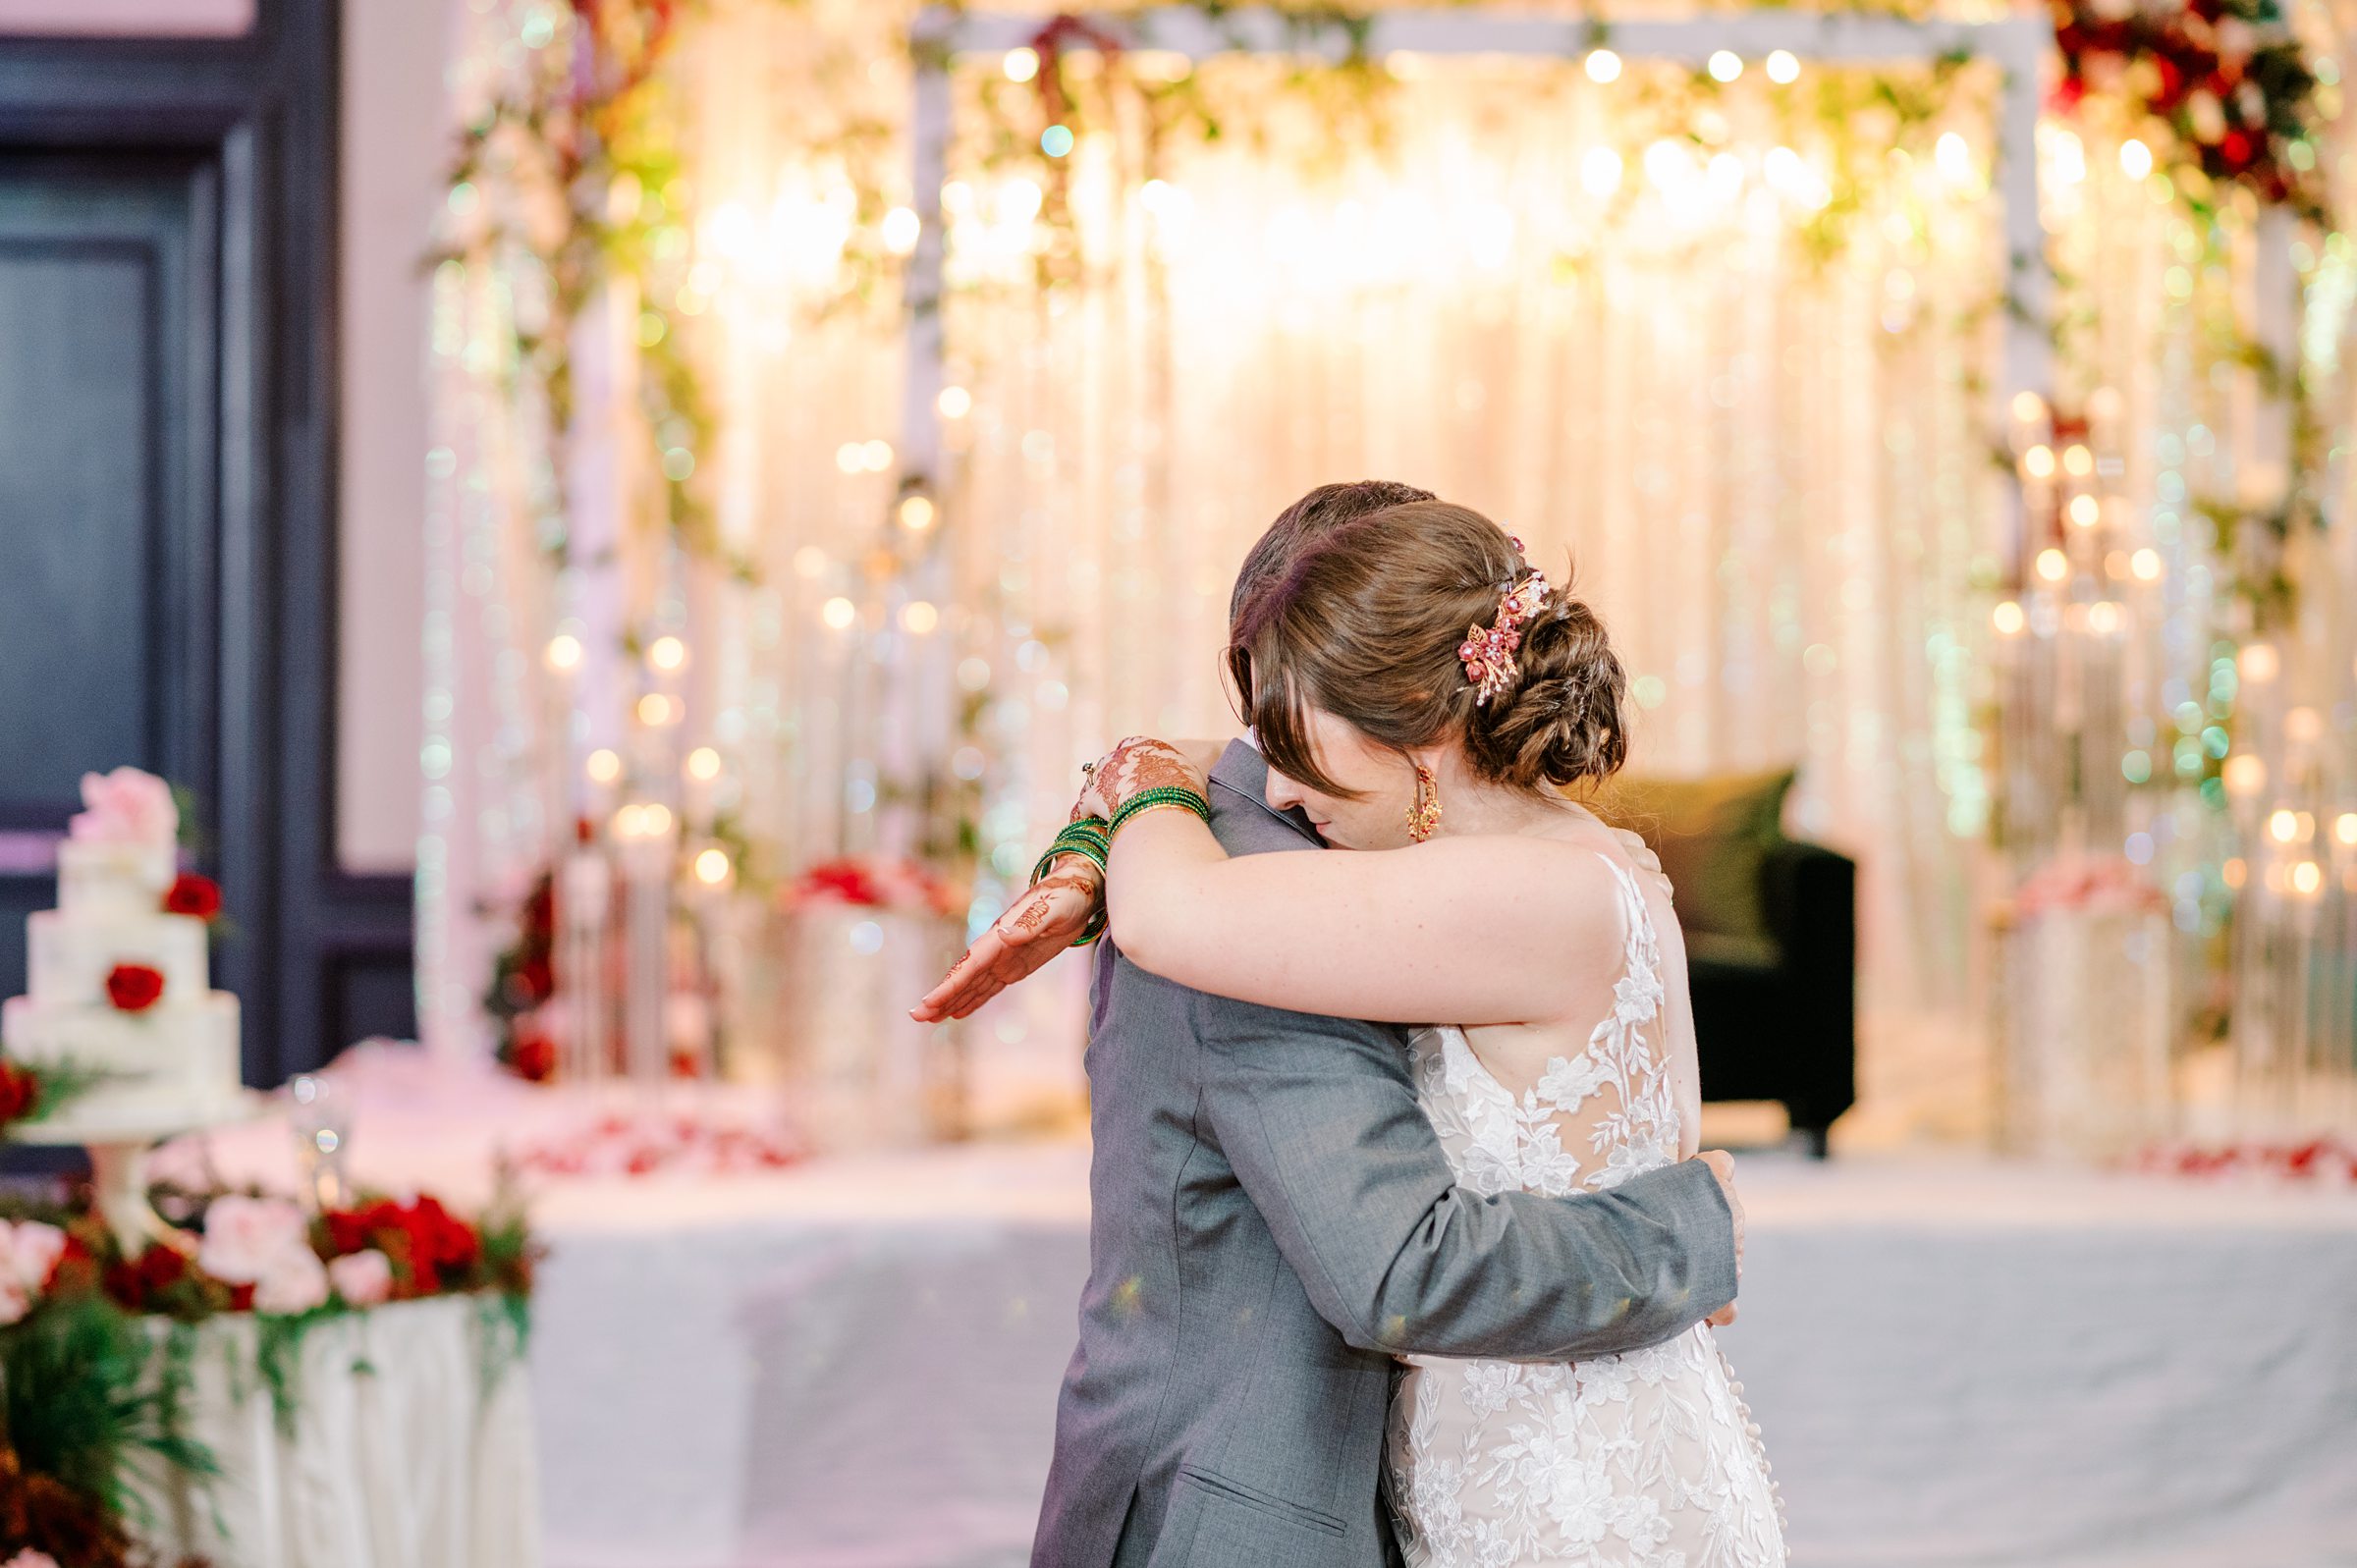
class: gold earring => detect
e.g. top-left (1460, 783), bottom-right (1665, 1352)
top-left (1407, 766), bottom-right (1442, 843)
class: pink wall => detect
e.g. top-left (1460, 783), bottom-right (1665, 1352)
top-left (0, 0), bottom-right (252, 33)
top-left (336, 0), bottom-right (447, 874)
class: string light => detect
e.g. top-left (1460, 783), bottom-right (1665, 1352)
top-left (693, 847), bottom-right (732, 885)
top-left (544, 633), bottom-right (583, 672)
top-left (2335, 813), bottom-right (2357, 847)
top-left (882, 206), bottom-right (921, 255)
top-left (1992, 601), bottom-right (2025, 635)
top-left (2238, 643), bottom-right (2280, 683)
top-left (901, 601), bottom-right (940, 634)
top-left (937, 386), bottom-right (972, 419)
top-left (2066, 494), bottom-right (2101, 528)
top-left (2224, 755), bottom-right (2269, 797)
top-left (647, 635), bottom-right (687, 672)
top-left (685, 746), bottom-right (722, 782)
top-left (2292, 860), bottom-right (2324, 896)
top-left (2061, 444), bottom-right (2094, 476)
top-left (2010, 390), bottom-right (2047, 424)
top-left (1708, 51), bottom-right (1742, 82)
top-left (1584, 49), bottom-right (1621, 83)
top-left (2086, 601), bottom-right (2120, 635)
top-left (585, 749), bottom-right (622, 784)
top-left (821, 597), bottom-right (856, 630)
top-left (2035, 548), bottom-right (2068, 582)
top-left (2130, 549), bottom-right (2163, 582)
top-left (1003, 46), bottom-right (1038, 83)
top-left (2023, 445), bottom-right (2055, 478)
top-left (2119, 138), bottom-right (2154, 180)
top-left (898, 495), bottom-right (937, 531)
top-left (1765, 50), bottom-right (1799, 84)
top-left (637, 693), bottom-right (677, 726)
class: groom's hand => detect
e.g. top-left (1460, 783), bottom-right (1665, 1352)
top-left (909, 856), bottom-right (1105, 1023)
top-left (1695, 1150), bottom-right (1743, 1326)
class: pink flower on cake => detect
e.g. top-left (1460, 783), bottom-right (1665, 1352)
top-left (253, 1246), bottom-right (330, 1316)
top-left (328, 1247), bottom-right (394, 1307)
top-left (0, 1219), bottom-right (67, 1325)
top-left (69, 766), bottom-right (178, 845)
top-left (198, 1195), bottom-right (311, 1284)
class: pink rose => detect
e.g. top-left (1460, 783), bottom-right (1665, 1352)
top-left (199, 1195), bottom-right (311, 1284)
top-left (69, 767), bottom-right (178, 846)
top-left (4, 1549), bottom-right (62, 1568)
top-left (253, 1246), bottom-right (330, 1316)
top-left (0, 1218), bottom-right (66, 1293)
top-left (327, 1248), bottom-right (394, 1307)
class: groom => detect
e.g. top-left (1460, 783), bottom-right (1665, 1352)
top-left (932, 482), bottom-right (1744, 1568)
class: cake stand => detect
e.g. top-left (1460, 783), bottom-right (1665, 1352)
top-left (7, 1094), bottom-right (263, 1253)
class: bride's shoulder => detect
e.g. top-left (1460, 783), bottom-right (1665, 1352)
top-left (1414, 834), bottom-right (1630, 943)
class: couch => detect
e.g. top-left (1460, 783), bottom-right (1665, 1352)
top-left (1599, 769), bottom-right (1856, 1157)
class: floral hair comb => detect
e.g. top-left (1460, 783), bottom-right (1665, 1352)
top-left (1458, 568), bottom-right (1552, 707)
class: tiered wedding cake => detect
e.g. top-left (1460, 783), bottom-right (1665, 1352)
top-left (2, 769), bottom-right (245, 1137)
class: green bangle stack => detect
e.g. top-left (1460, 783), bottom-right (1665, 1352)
top-left (1032, 817), bottom-right (1112, 947)
top-left (1109, 785), bottom-right (1213, 838)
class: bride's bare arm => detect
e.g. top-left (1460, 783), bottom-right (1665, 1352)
top-left (1105, 806), bottom-right (1619, 1027)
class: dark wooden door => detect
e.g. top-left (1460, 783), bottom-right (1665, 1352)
top-left (0, 153), bottom-right (219, 1009)
top-left (0, 2), bottom-right (414, 1106)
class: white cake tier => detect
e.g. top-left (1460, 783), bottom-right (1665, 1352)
top-left (59, 838), bottom-right (177, 917)
top-left (27, 909), bottom-right (209, 1006)
top-left (2, 991), bottom-right (245, 1138)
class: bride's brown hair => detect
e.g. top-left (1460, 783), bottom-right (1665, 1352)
top-left (1228, 500), bottom-right (1627, 799)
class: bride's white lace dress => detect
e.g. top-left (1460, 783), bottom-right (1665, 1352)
top-left (1387, 855), bottom-right (1788, 1567)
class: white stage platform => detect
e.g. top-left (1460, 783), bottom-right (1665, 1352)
top-left (175, 1063), bottom-right (2357, 1568)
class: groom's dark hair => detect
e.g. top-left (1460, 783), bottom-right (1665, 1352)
top-left (1226, 481), bottom-right (1435, 713)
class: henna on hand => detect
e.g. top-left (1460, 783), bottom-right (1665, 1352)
top-left (1089, 736), bottom-right (1206, 819)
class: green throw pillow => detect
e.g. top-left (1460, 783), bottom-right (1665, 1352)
top-left (1594, 767), bottom-right (1796, 943)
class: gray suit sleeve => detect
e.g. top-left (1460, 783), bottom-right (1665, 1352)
top-left (1194, 991), bottom-right (1738, 1360)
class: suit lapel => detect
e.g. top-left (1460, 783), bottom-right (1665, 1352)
top-left (1209, 740), bottom-right (1324, 848)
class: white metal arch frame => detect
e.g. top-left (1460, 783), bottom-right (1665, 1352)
top-left (898, 5), bottom-right (2056, 503)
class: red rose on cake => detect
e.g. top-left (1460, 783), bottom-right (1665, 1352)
top-left (0, 1061), bottom-right (36, 1126)
top-left (163, 872), bottom-right (223, 920)
top-left (105, 962), bottom-right (167, 1012)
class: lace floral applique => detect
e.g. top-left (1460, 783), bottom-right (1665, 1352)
top-left (1391, 856), bottom-right (1787, 1568)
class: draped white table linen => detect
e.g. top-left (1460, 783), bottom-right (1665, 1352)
top-left (123, 1294), bottom-right (539, 1568)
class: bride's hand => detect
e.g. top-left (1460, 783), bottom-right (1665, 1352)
top-left (1078, 735), bottom-right (1208, 821)
top-left (910, 857), bottom-right (1103, 1023)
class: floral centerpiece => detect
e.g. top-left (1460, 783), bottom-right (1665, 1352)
top-left (775, 857), bottom-right (969, 1150)
top-left (0, 1182), bottom-right (535, 1567)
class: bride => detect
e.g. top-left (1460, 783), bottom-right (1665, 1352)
top-left (934, 500), bottom-right (1785, 1566)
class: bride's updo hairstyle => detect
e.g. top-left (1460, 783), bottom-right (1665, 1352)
top-left (1230, 500), bottom-right (1628, 799)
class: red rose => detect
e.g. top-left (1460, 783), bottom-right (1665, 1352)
top-left (511, 1031), bottom-right (558, 1083)
top-left (0, 1060), bottom-right (36, 1124)
top-left (105, 962), bottom-right (166, 1012)
top-left (136, 1243), bottom-right (188, 1291)
top-left (162, 872), bottom-right (223, 920)
top-left (517, 953), bottom-right (554, 1002)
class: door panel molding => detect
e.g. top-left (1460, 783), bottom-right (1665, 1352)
top-left (0, 0), bottom-right (411, 1084)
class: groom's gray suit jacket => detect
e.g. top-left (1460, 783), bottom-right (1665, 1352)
top-left (1031, 743), bottom-right (1740, 1568)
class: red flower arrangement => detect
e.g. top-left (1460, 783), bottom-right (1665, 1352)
top-left (162, 872), bottom-right (222, 921)
top-left (789, 857), bottom-right (961, 919)
top-left (102, 963), bottom-right (165, 1013)
top-left (2052, 0), bottom-right (2324, 220)
top-left (323, 1194), bottom-right (490, 1299)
